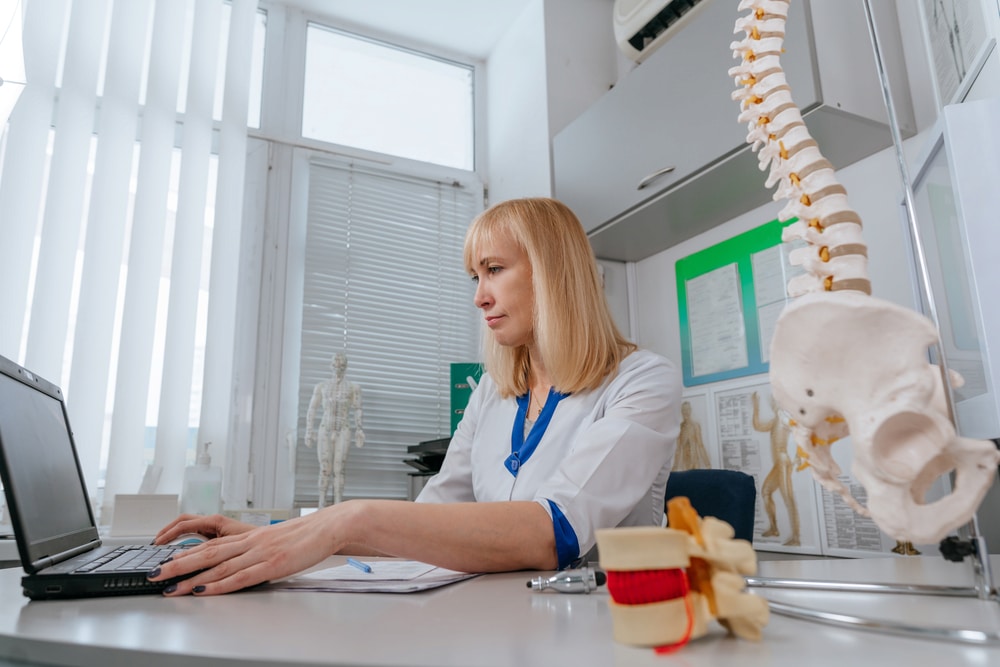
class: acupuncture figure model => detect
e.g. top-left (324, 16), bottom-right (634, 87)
top-left (673, 400), bottom-right (712, 471)
top-left (305, 353), bottom-right (365, 507)
top-left (729, 0), bottom-right (1000, 544)
top-left (752, 392), bottom-right (800, 546)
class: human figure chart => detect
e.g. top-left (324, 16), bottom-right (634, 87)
top-left (751, 391), bottom-right (801, 547)
top-left (674, 400), bottom-right (712, 471)
top-left (305, 353), bottom-right (364, 507)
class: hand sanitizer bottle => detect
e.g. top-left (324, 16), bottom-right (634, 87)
top-left (181, 442), bottom-right (222, 515)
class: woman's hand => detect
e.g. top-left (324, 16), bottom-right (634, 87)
top-left (147, 506), bottom-right (350, 596)
top-left (153, 513), bottom-right (256, 545)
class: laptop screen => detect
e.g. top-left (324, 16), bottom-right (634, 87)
top-left (0, 359), bottom-right (98, 565)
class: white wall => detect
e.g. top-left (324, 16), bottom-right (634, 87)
top-left (542, 0), bottom-right (617, 137)
top-left (485, 0), bottom-right (617, 204)
top-left (540, 0), bottom-right (629, 333)
top-left (482, 0), bottom-right (633, 333)
top-left (484, 0), bottom-right (552, 203)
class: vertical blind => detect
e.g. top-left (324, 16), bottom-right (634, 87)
top-left (0, 0), bottom-right (258, 519)
top-left (294, 160), bottom-right (482, 504)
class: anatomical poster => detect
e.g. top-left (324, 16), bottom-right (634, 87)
top-left (713, 380), bottom-right (822, 555)
top-left (920, 0), bottom-right (990, 107)
top-left (674, 392), bottom-right (719, 472)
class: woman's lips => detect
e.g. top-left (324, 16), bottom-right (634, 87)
top-left (485, 315), bottom-right (503, 328)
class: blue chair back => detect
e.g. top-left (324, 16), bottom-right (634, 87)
top-left (664, 469), bottom-right (757, 543)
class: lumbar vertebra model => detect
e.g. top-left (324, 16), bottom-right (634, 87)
top-left (596, 498), bottom-right (768, 650)
top-left (730, 0), bottom-right (1000, 545)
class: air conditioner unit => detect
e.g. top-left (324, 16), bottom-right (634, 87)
top-left (613, 0), bottom-right (711, 63)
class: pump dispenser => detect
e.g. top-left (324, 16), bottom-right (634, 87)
top-left (181, 441), bottom-right (222, 515)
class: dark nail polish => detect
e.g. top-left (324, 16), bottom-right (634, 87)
top-left (193, 585), bottom-right (206, 594)
top-left (163, 584), bottom-right (177, 594)
top-left (147, 567), bottom-right (161, 579)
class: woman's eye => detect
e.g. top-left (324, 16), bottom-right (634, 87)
top-left (470, 265), bottom-right (501, 283)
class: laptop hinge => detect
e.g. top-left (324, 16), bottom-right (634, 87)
top-left (30, 539), bottom-right (102, 572)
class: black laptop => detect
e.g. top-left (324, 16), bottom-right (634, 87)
top-left (0, 353), bottom-right (193, 600)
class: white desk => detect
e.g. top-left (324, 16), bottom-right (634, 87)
top-left (0, 539), bottom-right (16, 569)
top-left (0, 555), bottom-right (999, 666)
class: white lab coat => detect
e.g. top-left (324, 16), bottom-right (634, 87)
top-left (416, 349), bottom-right (682, 566)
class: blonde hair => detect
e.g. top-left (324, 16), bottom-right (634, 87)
top-left (464, 198), bottom-right (636, 398)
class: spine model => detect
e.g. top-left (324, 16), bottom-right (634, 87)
top-left (729, 0), bottom-right (870, 297)
top-left (725, 0), bottom-right (1000, 546)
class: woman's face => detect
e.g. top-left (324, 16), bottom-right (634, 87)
top-left (469, 233), bottom-right (535, 348)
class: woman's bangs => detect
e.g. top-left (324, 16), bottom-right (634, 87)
top-left (463, 211), bottom-right (518, 272)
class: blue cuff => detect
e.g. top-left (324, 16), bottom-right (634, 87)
top-left (546, 500), bottom-right (580, 569)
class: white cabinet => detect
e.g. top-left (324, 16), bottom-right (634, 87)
top-left (552, 0), bottom-right (914, 261)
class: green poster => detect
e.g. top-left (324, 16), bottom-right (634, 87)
top-left (450, 363), bottom-right (483, 435)
top-left (675, 217), bottom-right (794, 387)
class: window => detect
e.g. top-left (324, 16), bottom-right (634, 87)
top-left (302, 25), bottom-right (475, 170)
top-left (293, 160), bottom-right (481, 504)
top-left (1, 1), bottom-right (484, 517)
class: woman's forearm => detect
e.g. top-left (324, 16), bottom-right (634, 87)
top-left (331, 499), bottom-right (558, 572)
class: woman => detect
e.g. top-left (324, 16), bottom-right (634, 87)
top-left (150, 197), bottom-right (681, 596)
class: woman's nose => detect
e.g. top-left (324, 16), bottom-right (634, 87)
top-left (474, 283), bottom-right (492, 309)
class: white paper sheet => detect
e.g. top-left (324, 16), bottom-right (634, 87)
top-left (267, 560), bottom-right (479, 593)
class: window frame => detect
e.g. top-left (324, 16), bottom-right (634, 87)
top-left (301, 22), bottom-right (476, 171)
top-left (253, 2), bottom-right (488, 176)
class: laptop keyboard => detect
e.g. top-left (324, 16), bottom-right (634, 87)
top-left (75, 545), bottom-right (188, 573)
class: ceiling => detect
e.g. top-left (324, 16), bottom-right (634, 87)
top-left (278, 0), bottom-right (537, 59)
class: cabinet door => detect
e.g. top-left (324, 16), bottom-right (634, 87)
top-left (553, 0), bottom-right (817, 233)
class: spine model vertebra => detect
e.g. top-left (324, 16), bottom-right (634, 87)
top-left (729, 0), bottom-right (870, 297)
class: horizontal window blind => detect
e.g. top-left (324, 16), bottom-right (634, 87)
top-left (294, 160), bottom-right (482, 505)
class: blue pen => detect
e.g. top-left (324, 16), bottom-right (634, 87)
top-left (346, 557), bottom-right (373, 573)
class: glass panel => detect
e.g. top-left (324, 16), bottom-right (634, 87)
top-left (212, 4), bottom-right (227, 120)
top-left (247, 9), bottom-right (267, 128)
top-left (302, 25), bottom-right (474, 170)
top-left (910, 139), bottom-right (987, 403)
top-left (213, 6), bottom-right (268, 127)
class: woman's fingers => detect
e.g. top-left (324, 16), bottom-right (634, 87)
top-left (150, 538), bottom-right (270, 595)
top-left (152, 514), bottom-right (203, 543)
top-left (170, 560), bottom-right (275, 596)
top-left (150, 518), bottom-right (327, 595)
top-left (153, 534), bottom-right (264, 594)
top-left (153, 514), bottom-right (254, 545)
